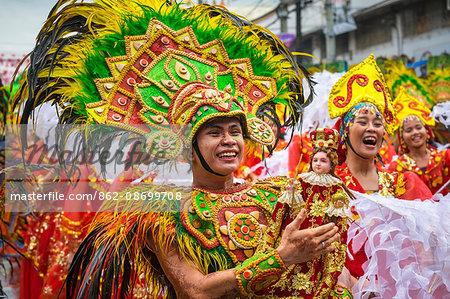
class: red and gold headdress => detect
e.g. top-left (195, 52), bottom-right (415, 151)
top-left (310, 128), bottom-right (339, 151)
top-left (394, 86), bottom-right (435, 131)
top-left (328, 54), bottom-right (396, 135)
top-left (393, 87), bottom-right (435, 154)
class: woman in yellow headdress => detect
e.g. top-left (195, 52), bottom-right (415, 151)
top-left (328, 55), bottom-right (449, 298)
top-left (328, 54), bottom-right (432, 207)
top-left (388, 87), bottom-right (449, 195)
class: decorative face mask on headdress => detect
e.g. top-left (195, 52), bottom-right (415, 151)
top-left (15, 0), bottom-right (309, 164)
top-left (328, 54), bottom-right (396, 136)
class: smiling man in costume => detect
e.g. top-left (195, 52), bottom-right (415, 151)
top-left (12, 0), bottom-right (355, 297)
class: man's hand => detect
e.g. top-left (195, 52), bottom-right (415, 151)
top-left (276, 209), bottom-right (340, 267)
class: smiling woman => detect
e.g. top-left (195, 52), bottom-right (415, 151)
top-left (389, 87), bottom-right (450, 195)
top-left (327, 54), bottom-right (441, 296)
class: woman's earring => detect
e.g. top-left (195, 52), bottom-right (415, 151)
top-left (341, 132), bottom-right (347, 151)
top-left (401, 138), bottom-right (408, 154)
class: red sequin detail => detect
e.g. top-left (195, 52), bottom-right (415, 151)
top-left (127, 78), bottom-right (136, 86)
top-left (243, 270), bottom-right (252, 279)
top-left (373, 80), bottom-right (393, 124)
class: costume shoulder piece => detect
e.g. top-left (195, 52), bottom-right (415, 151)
top-left (299, 171), bottom-right (343, 187)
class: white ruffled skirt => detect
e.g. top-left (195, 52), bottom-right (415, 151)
top-left (347, 192), bottom-right (450, 299)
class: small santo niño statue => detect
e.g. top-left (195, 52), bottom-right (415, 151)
top-left (279, 127), bottom-right (355, 298)
top-left (282, 128), bottom-right (355, 219)
top-left (305, 128), bottom-right (355, 221)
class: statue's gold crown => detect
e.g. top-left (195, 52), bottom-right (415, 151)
top-left (310, 128), bottom-right (339, 150)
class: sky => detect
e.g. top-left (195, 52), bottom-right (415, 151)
top-left (0, 0), bottom-right (277, 56)
top-left (0, 0), bottom-right (58, 55)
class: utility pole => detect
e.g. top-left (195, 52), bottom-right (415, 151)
top-left (279, 0), bottom-right (289, 33)
top-left (296, 0), bottom-right (302, 53)
top-left (325, 0), bottom-right (336, 62)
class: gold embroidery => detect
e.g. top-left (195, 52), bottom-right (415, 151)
top-left (395, 172), bottom-right (406, 196)
top-left (378, 172), bottom-right (396, 196)
top-left (309, 194), bottom-right (327, 218)
top-left (291, 261), bottom-right (315, 293)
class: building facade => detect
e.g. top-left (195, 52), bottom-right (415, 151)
top-left (254, 0), bottom-right (450, 65)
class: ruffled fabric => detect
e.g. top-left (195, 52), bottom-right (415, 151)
top-left (347, 192), bottom-right (450, 298)
top-left (299, 172), bottom-right (343, 187)
top-left (431, 101), bottom-right (450, 127)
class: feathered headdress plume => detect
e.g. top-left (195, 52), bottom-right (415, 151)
top-left (13, 0), bottom-right (312, 164)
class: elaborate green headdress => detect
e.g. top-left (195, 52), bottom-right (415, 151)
top-left (383, 59), bottom-right (432, 108)
top-left (13, 0), bottom-right (312, 162)
top-left (427, 67), bottom-right (450, 104)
